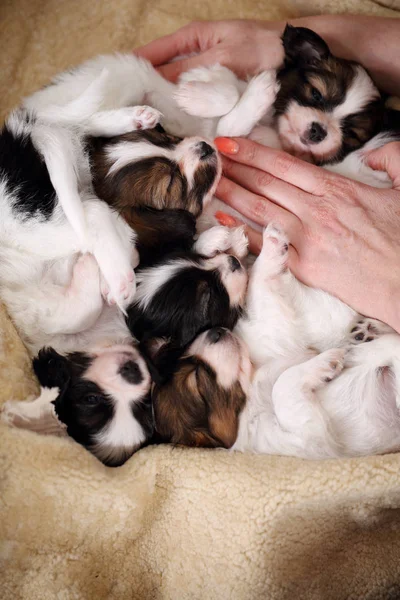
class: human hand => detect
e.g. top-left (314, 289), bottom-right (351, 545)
top-left (214, 137), bottom-right (400, 331)
top-left (134, 19), bottom-right (284, 82)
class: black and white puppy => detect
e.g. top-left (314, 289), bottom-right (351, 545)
top-left (2, 344), bottom-right (153, 467)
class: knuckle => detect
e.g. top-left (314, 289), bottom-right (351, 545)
top-left (271, 152), bottom-right (297, 177)
top-left (255, 170), bottom-right (274, 190)
top-left (242, 141), bottom-right (258, 164)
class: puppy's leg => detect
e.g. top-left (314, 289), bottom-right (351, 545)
top-left (216, 71), bottom-right (279, 137)
top-left (82, 197), bottom-right (137, 310)
top-left (194, 225), bottom-right (249, 258)
top-left (83, 106), bottom-right (162, 137)
top-left (175, 65), bottom-right (242, 118)
top-left (5, 253), bottom-right (104, 336)
top-left (1, 387), bottom-right (67, 436)
top-left (271, 348), bottom-right (346, 457)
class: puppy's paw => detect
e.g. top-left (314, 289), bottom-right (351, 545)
top-left (349, 317), bottom-right (393, 344)
top-left (229, 226), bottom-right (249, 259)
top-left (194, 225), bottom-right (231, 257)
top-left (245, 70), bottom-right (280, 119)
top-left (308, 348), bottom-right (346, 391)
top-left (101, 268), bottom-right (136, 312)
top-left (178, 64), bottom-right (238, 86)
top-left (262, 224), bottom-right (289, 259)
top-left (174, 81), bottom-right (239, 118)
top-left (130, 105), bottom-right (162, 130)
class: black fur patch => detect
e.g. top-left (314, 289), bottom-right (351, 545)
top-left (0, 122), bottom-right (56, 220)
top-left (127, 261), bottom-right (241, 351)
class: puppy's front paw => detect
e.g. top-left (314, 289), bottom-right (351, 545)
top-left (101, 268), bottom-right (136, 311)
top-left (349, 317), bottom-right (393, 344)
top-left (131, 105), bottom-right (162, 130)
top-left (242, 70), bottom-right (280, 123)
top-left (194, 225), bottom-right (231, 257)
top-left (262, 224), bottom-right (289, 255)
top-left (229, 226), bottom-right (249, 259)
top-left (174, 81), bottom-right (239, 118)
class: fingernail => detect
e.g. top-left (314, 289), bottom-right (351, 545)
top-left (215, 211), bottom-right (238, 227)
top-left (214, 137), bottom-right (239, 155)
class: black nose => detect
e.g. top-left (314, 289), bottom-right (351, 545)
top-left (197, 142), bottom-right (215, 160)
top-left (307, 122), bottom-right (327, 144)
top-left (119, 360), bottom-right (143, 385)
top-left (207, 327), bottom-right (226, 344)
top-left (229, 255), bottom-right (241, 272)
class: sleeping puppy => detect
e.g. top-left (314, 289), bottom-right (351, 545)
top-left (127, 225), bottom-right (249, 368)
top-left (2, 344), bottom-right (153, 466)
top-left (151, 224), bottom-right (400, 460)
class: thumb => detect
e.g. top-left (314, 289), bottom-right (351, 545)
top-left (367, 141), bottom-right (400, 189)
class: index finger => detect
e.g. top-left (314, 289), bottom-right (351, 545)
top-left (215, 137), bottom-right (327, 196)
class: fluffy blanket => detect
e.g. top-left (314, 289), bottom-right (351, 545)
top-left (2, 1), bottom-right (400, 598)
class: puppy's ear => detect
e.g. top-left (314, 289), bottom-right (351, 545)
top-left (33, 347), bottom-right (70, 389)
top-left (282, 24), bottom-right (330, 68)
top-left (141, 338), bottom-right (184, 385)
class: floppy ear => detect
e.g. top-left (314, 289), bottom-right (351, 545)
top-left (282, 24), bottom-right (331, 68)
top-left (33, 347), bottom-right (71, 389)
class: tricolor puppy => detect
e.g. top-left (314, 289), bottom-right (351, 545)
top-left (2, 344), bottom-right (153, 467)
top-left (151, 225), bottom-right (400, 460)
top-left (127, 225), bottom-right (249, 363)
top-left (177, 25), bottom-right (400, 194)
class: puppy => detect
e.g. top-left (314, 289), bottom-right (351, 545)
top-left (177, 24), bottom-right (399, 209)
top-left (152, 224), bottom-right (400, 460)
top-left (127, 225), bottom-right (249, 365)
top-left (2, 344), bottom-right (153, 466)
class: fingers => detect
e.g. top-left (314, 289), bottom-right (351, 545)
top-left (367, 142), bottom-right (400, 189)
top-left (221, 156), bottom-right (312, 219)
top-left (216, 176), bottom-right (302, 242)
top-left (215, 137), bottom-right (329, 196)
top-left (134, 23), bottom-right (204, 66)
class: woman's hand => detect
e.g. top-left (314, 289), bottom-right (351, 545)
top-left (134, 20), bottom-right (284, 82)
top-left (214, 137), bottom-right (400, 332)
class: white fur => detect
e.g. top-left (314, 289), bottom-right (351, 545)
top-left (231, 225), bottom-right (400, 459)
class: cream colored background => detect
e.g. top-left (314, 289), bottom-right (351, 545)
top-left (1, 1), bottom-right (400, 599)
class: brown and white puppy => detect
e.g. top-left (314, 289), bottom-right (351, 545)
top-left (89, 124), bottom-right (221, 218)
top-left (152, 327), bottom-right (250, 448)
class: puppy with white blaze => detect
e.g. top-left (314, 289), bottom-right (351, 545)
top-left (152, 224), bottom-right (400, 459)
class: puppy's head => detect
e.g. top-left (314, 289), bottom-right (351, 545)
top-left (152, 328), bottom-right (251, 448)
top-left (274, 25), bottom-right (384, 164)
top-left (90, 125), bottom-right (221, 216)
top-left (33, 345), bottom-right (153, 466)
top-left (127, 252), bottom-right (248, 351)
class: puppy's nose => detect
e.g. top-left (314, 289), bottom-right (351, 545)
top-left (119, 360), bottom-right (143, 385)
top-left (307, 122), bottom-right (327, 144)
top-left (207, 327), bottom-right (227, 344)
top-left (229, 255), bottom-right (242, 272)
top-left (197, 141), bottom-right (215, 160)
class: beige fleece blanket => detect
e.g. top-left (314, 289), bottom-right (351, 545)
top-left (2, 1), bottom-right (400, 599)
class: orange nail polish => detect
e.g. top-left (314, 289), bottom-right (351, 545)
top-left (214, 137), bottom-right (239, 155)
top-left (215, 211), bottom-right (238, 227)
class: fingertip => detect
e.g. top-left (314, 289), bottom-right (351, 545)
top-left (214, 137), bottom-right (239, 155)
top-left (215, 211), bottom-right (238, 227)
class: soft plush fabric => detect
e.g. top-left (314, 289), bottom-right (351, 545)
top-left (1, 1), bottom-right (400, 598)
